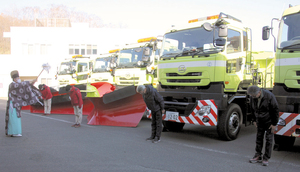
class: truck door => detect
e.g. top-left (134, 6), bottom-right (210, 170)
top-left (224, 29), bottom-right (245, 91)
top-left (77, 62), bottom-right (89, 83)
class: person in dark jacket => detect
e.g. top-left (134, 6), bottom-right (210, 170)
top-left (66, 85), bottom-right (83, 128)
top-left (247, 85), bottom-right (279, 166)
top-left (38, 84), bottom-right (53, 116)
top-left (137, 85), bottom-right (165, 143)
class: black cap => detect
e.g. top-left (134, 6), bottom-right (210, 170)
top-left (66, 85), bottom-right (72, 91)
top-left (38, 84), bottom-right (45, 90)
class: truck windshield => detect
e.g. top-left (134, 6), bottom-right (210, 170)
top-left (59, 61), bottom-right (76, 74)
top-left (278, 13), bottom-right (300, 49)
top-left (94, 57), bottom-right (111, 73)
top-left (117, 47), bottom-right (152, 68)
top-left (161, 27), bottom-right (220, 58)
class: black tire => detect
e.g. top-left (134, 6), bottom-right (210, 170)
top-left (274, 134), bottom-right (295, 151)
top-left (163, 121), bottom-right (185, 132)
top-left (217, 103), bottom-right (242, 141)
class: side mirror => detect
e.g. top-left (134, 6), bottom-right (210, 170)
top-left (218, 25), bottom-right (228, 37)
top-left (262, 26), bottom-right (270, 40)
top-left (215, 38), bottom-right (226, 46)
top-left (153, 42), bottom-right (157, 51)
top-left (144, 47), bottom-right (150, 56)
top-left (72, 69), bottom-right (76, 73)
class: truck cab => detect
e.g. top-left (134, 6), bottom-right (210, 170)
top-left (114, 37), bottom-right (161, 88)
top-left (90, 49), bottom-right (119, 84)
top-left (154, 13), bottom-right (274, 140)
top-left (57, 55), bottom-right (93, 85)
top-left (263, 5), bottom-right (300, 149)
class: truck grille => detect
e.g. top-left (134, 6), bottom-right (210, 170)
top-left (167, 79), bottom-right (201, 83)
top-left (120, 82), bottom-right (139, 85)
top-left (95, 79), bottom-right (108, 81)
top-left (120, 77), bottom-right (139, 80)
top-left (164, 100), bottom-right (197, 116)
top-left (77, 75), bottom-right (88, 80)
top-left (167, 72), bottom-right (202, 76)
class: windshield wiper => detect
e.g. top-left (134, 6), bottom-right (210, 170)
top-left (173, 49), bottom-right (201, 58)
top-left (161, 48), bottom-right (204, 60)
top-left (191, 49), bottom-right (204, 58)
top-left (281, 43), bottom-right (300, 52)
top-left (192, 49), bottom-right (220, 58)
top-left (161, 52), bottom-right (182, 59)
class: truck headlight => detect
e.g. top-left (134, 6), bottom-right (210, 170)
top-left (277, 117), bottom-right (286, 126)
top-left (195, 105), bottom-right (211, 116)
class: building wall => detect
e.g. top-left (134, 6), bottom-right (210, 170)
top-left (0, 24), bottom-right (163, 97)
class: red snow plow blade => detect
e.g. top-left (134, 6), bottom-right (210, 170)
top-left (22, 105), bottom-right (31, 110)
top-left (87, 85), bottom-right (146, 127)
top-left (30, 82), bottom-right (114, 115)
top-left (30, 99), bottom-right (94, 115)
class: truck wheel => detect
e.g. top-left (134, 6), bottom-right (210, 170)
top-left (163, 121), bottom-right (185, 132)
top-left (274, 134), bottom-right (295, 151)
top-left (217, 103), bottom-right (242, 141)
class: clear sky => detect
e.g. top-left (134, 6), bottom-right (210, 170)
top-left (1, 0), bottom-right (299, 51)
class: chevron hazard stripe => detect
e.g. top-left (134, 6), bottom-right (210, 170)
top-left (275, 112), bottom-right (300, 137)
top-left (146, 99), bottom-right (218, 126)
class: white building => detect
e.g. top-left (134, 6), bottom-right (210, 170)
top-left (0, 19), bottom-right (163, 97)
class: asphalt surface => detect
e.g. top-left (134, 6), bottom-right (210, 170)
top-left (0, 98), bottom-right (299, 172)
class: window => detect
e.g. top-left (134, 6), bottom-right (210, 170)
top-left (81, 44), bottom-right (85, 55)
top-left (39, 44), bottom-right (51, 55)
top-left (87, 44), bottom-right (92, 55)
top-left (77, 62), bottom-right (88, 72)
top-left (28, 44), bottom-right (35, 55)
top-left (243, 31), bottom-right (248, 51)
top-left (81, 49), bottom-right (85, 55)
top-left (69, 44), bottom-right (74, 54)
top-left (69, 44), bottom-right (96, 55)
top-left (75, 44), bottom-right (79, 54)
top-left (227, 29), bottom-right (241, 53)
top-left (92, 45), bottom-right (97, 54)
top-left (226, 58), bottom-right (243, 73)
top-left (41, 78), bottom-right (52, 86)
top-left (89, 62), bottom-right (93, 71)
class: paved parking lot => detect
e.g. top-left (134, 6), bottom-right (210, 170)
top-left (0, 99), bottom-right (299, 172)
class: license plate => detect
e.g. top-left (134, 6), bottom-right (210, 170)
top-left (165, 111), bottom-right (179, 121)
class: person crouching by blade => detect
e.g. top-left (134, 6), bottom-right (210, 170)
top-left (136, 85), bottom-right (165, 143)
top-left (65, 85), bottom-right (83, 128)
top-left (38, 84), bottom-right (53, 116)
top-left (5, 70), bottom-right (41, 137)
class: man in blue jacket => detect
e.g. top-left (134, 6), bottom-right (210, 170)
top-left (247, 85), bottom-right (279, 166)
top-left (137, 85), bottom-right (165, 143)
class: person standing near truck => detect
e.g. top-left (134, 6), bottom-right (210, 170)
top-left (66, 85), bottom-right (83, 128)
top-left (38, 84), bottom-right (53, 116)
top-left (247, 85), bottom-right (279, 166)
top-left (136, 85), bottom-right (165, 143)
